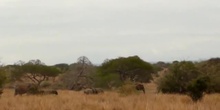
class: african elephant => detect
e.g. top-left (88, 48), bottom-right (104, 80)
top-left (38, 90), bottom-right (58, 95)
top-left (14, 83), bottom-right (38, 96)
top-left (84, 88), bottom-right (104, 94)
top-left (0, 88), bottom-right (3, 96)
top-left (135, 83), bottom-right (145, 93)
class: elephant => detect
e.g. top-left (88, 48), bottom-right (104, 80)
top-left (135, 83), bottom-right (145, 94)
top-left (0, 88), bottom-right (3, 96)
top-left (84, 88), bottom-right (104, 94)
top-left (14, 83), bottom-right (38, 96)
top-left (39, 90), bottom-right (58, 95)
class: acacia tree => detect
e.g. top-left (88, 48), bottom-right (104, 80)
top-left (61, 56), bottom-right (95, 90)
top-left (11, 59), bottom-right (60, 86)
top-left (99, 56), bottom-right (154, 83)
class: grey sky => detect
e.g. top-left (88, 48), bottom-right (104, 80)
top-left (0, 0), bottom-right (220, 65)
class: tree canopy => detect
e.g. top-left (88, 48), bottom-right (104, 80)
top-left (0, 66), bottom-right (7, 88)
top-left (11, 59), bottom-right (61, 86)
top-left (54, 63), bottom-right (69, 73)
top-left (197, 58), bottom-right (220, 93)
top-left (156, 61), bottom-right (201, 93)
top-left (99, 56), bottom-right (154, 83)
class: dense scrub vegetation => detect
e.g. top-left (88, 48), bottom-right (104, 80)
top-left (0, 56), bottom-right (219, 101)
top-left (0, 66), bottom-right (7, 88)
top-left (156, 58), bottom-right (220, 101)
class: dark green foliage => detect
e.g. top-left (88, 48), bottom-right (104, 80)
top-left (156, 60), bottom-right (214, 101)
top-left (197, 58), bottom-right (220, 93)
top-left (22, 64), bottom-right (60, 77)
top-left (93, 72), bottom-right (122, 89)
top-left (100, 56), bottom-right (154, 82)
top-left (152, 61), bottom-right (170, 73)
top-left (157, 61), bottom-right (201, 94)
top-left (187, 76), bottom-right (210, 102)
top-left (54, 63), bottom-right (69, 73)
top-left (8, 65), bottom-right (24, 82)
top-left (0, 67), bottom-right (7, 88)
top-left (11, 60), bottom-right (61, 86)
top-left (156, 73), bottom-right (180, 93)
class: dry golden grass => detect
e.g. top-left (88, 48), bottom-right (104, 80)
top-left (0, 88), bottom-right (220, 110)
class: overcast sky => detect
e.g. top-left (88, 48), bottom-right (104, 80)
top-left (0, 0), bottom-right (219, 65)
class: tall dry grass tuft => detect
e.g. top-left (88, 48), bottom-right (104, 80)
top-left (0, 89), bottom-right (220, 110)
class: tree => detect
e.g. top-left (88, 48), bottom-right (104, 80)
top-left (187, 76), bottom-right (210, 102)
top-left (156, 61), bottom-right (201, 93)
top-left (60, 56), bottom-right (96, 90)
top-left (99, 56), bottom-right (154, 83)
top-left (11, 59), bottom-right (61, 86)
top-left (54, 63), bottom-right (69, 73)
top-left (93, 71), bottom-right (122, 89)
top-left (0, 66), bottom-right (7, 88)
top-left (152, 61), bottom-right (170, 73)
top-left (197, 58), bottom-right (220, 93)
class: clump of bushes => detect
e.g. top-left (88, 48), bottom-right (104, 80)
top-left (187, 76), bottom-right (210, 102)
top-left (93, 72), bottom-right (122, 89)
top-left (156, 61), bottom-right (200, 94)
top-left (0, 67), bottom-right (6, 88)
top-left (197, 58), bottom-right (220, 93)
top-left (156, 61), bottom-right (212, 102)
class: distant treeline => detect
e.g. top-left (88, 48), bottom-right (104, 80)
top-left (0, 56), bottom-right (219, 101)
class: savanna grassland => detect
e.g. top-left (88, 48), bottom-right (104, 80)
top-left (0, 83), bottom-right (220, 110)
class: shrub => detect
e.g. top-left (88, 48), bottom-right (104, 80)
top-left (0, 67), bottom-right (6, 88)
top-left (93, 72), bottom-right (123, 89)
top-left (197, 58), bottom-right (220, 93)
top-left (187, 76), bottom-right (210, 102)
top-left (156, 61), bottom-right (201, 94)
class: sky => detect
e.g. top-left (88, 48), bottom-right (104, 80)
top-left (0, 0), bottom-right (220, 65)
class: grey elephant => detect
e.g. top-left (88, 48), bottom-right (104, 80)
top-left (14, 83), bottom-right (38, 96)
top-left (84, 88), bottom-right (104, 94)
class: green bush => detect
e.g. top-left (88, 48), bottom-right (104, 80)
top-left (187, 76), bottom-right (210, 102)
top-left (197, 58), bottom-right (220, 93)
top-left (156, 61), bottom-right (201, 94)
top-left (206, 76), bottom-right (220, 93)
top-left (93, 72), bottom-right (123, 89)
top-left (156, 73), bottom-right (180, 93)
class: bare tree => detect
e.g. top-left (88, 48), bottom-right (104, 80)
top-left (61, 56), bottom-right (95, 90)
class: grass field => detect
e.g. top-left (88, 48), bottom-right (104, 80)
top-left (0, 84), bottom-right (220, 110)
